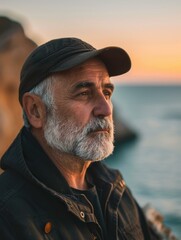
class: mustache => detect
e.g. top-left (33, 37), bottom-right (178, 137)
top-left (84, 118), bottom-right (113, 134)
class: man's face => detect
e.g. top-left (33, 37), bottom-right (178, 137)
top-left (44, 58), bottom-right (115, 161)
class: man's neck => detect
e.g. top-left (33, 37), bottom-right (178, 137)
top-left (49, 151), bottom-right (91, 190)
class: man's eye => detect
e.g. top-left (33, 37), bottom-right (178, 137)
top-left (104, 91), bottom-right (112, 98)
top-left (77, 91), bottom-right (91, 98)
top-left (79, 91), bottom-right (89, 96)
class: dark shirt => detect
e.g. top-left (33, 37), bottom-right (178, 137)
top-left (72, 185), bottom-right (108, 240)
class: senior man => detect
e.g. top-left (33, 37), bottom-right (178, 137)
top-left (0, 38), bottom-right (160, 240)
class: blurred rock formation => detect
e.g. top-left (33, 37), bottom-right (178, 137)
top-left (143, 204), bottom-right (178, 240)
top-left (0, 16), bottom-right (37, 157)
top-left (113, 110), bottom-right (137, 145)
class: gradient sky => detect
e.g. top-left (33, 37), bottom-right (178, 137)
top-left (1, 0), bottom-right (181, 84)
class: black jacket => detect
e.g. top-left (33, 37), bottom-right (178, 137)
top-left (0, 128), bottom-right (159, 239)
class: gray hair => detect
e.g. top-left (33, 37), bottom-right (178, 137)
top-left (23, 75), bottom-right (56, 128)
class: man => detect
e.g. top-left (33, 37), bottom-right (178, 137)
top-left (0, 38), bottom-right (160, 239)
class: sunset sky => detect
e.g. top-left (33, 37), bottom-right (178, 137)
top-left (1, 0), bottom-right (181, 84)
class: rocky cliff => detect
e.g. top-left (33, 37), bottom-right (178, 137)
top-left (0, 16), bottom-right (37, 157)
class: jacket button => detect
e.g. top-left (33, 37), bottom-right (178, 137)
top-left (80, 211), bottom-right (85, 219)
top-left (44, 222), bottom-right (52, 234)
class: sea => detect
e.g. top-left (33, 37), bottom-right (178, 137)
top-left (105, 85), bottom-right (181, 238)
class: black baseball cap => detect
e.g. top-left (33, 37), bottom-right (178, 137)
top-left (19, 37), bottom-right (131, 104)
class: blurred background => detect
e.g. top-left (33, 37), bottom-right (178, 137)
top-left (0, 0), bottom-right (181, 238)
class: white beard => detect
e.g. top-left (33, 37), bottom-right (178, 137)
top-left (44, 110), bottom-right (114, 162)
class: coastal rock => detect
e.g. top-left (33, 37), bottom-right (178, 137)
top-left (0, 16), bottom-right (37, 157)
top-left (143, 204), bottom-right (178, 240)
top-left (114, 110), bottom-right (138, 145)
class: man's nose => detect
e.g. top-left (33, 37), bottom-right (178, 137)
top-left (93, 94), bottom-right (112, 118)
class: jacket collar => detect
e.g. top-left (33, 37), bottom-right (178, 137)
top-left (1, 127), bottom-right (72, 194)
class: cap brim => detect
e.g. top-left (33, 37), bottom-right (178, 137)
top-left (51, 46), bottom-right (131, 77)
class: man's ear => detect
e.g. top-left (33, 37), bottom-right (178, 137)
top-left (22, 93), bottom-right (46, 128)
